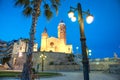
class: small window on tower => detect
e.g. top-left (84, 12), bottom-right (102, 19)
top-left (68, 48), bottom-right (70, 51)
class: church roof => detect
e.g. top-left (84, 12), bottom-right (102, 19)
top-left (58, 20), bottom-right (66, 29)
top-left (58, 20), bottom-right (65, 26)
top-left (49, 36), bottom-right (58, 39)
top-left (43, 27), bottom-right (47, 33)
top-left (42, 27), bottom-right (48, 36)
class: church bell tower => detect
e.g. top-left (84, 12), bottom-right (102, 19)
top-left (41, 27), bottom-right (48, 51)
top-left (58, 21), bottom-right (66, 44)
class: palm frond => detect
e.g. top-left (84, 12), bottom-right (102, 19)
top-left (50, 0), bottom-right (60, 5)
top-left (15, 0), bottom-right (25, 6)
top-left (23, 6), bottom-right (33, 17)
top-left (50, 0), bottom-right (60, 15)
top-left (44, 9), bottom-right (53, 20)
top-left (44, 4), bottom-right (50, 10)
top-left (23, 0), bottom-right (31, 8)
top-left (50, 0), bottom-right (55, 3)
top-left (15, 0), bottom-right (31, 8)
top-left (43, 4), bottom-right (53, 20)
top-left (55, 0), bottom-right (60, 5)
top-left (52, 4), bottom-right (58, 15)
top-left (30, 0), bottom-right (34, 5)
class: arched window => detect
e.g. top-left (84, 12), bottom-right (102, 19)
top-left (50, 42), bottom-right (54, 47)
top-left (68, 48), bottom-right (70, 51)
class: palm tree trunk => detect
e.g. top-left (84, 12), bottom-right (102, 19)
top-left (21, 0), bottom-right (42, 80)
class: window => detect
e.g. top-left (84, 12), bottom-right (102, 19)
top-left (68, 48), bottom-right (70, 51)
top-left (50, 42), bottom-right (54, 47)
top-left (20, 47), bottom-right (22, 50)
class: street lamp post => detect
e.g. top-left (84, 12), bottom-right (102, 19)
top-left (68, 3), bottom-right (94, 80)
top-left (76, 46), bottom-right (79, 54)
top-left (40, 51), bottom-right (47, 72)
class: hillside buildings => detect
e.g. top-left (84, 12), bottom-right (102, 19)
top-left (1, 21), bottom-right (73, 56)
top-left (9, 39), bottom-right (38, 56)
top-left (0, 39), bottom-right (38, 55)
top-left (0, 40), bottom-right (7, 54)
top-left (0, 21), bottom-right (74, 71)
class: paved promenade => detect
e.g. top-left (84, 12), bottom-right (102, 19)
top-left (40, 71), bottom-right (120, 80)
top-left (0, 71), bottom-right (120, 80)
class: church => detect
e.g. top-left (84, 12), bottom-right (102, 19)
top-left (40, 21), bottom-right (72, 54)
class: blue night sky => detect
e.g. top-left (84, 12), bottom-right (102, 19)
top-left (0, 0), bottom-right (120, 58)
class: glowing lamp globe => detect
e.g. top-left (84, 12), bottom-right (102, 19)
top-left (88, 50), bottom-right (92, 53)
top-left (71, 16), bottom-right (76, 22)
top-left (68, 11), bottom-right (74, 18)
top-left (89, 53), bottom-right (92, 56)
top-left (86, 15), bottom-right (94, 24)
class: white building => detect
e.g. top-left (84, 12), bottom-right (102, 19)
top-left (8, 39), bottom-right (38, 56)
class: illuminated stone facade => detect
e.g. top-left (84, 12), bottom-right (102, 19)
top-left (10, 39), bottom-right (38, 68)
top-left (11, 39), bottom-right (38, 55)
top-left (40, 21), bottom-right (72, 54)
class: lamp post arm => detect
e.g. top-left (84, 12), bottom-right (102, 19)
top-left (70, 6), bottom-right (77, 12)
top-left (82, 9), bottom-right (90, 15)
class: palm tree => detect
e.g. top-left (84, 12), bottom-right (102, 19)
top-left (23, 38), bottom-right (29, 52)
top-left (14, 0), bottom-right (63, 79)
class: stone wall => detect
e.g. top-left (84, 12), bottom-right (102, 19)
top-left (89, 61), bottom-right (119, 71)
top-left (8, 51), bottom-right (120, 72)
top-left (11, 51), bottom-right (79, 71)
top-left (0, 65), bottom-right (7, 70)
top-left (109, 64), bottom-right (120, 74)
top-left (45, 65), bottom-right (80, 71)
top-left (12, 53), bottom-right (26, 70)
top-left (33, 52), bottom-right (78, 71)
